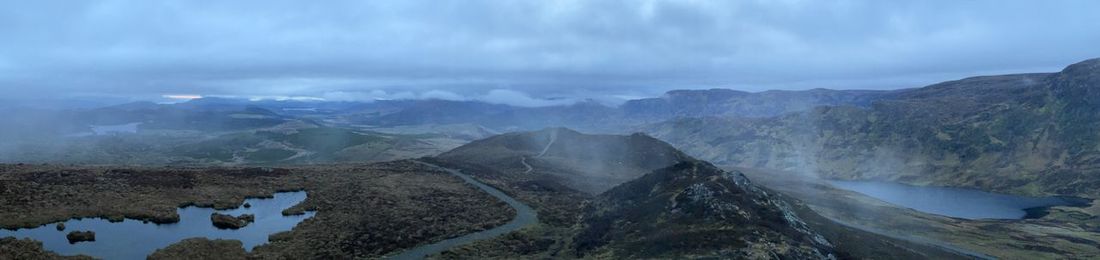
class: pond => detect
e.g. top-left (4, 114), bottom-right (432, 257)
top-left (828, 180), bottom-right (1090, 220)
top-left (0, 191), bottom-right (315, 259)
top-left (66, 122), bottom-right (143, 137)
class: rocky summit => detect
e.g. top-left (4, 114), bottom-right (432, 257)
top-left (574, 160), bottom-right (835, 259)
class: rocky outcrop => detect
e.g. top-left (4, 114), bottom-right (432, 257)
top-left (66, 231), bottom-right (95, 244)
top-left (0, 237), bottom-right (93, 259)
top-left (148, 238), bottom-right (248, 260)
top-left (210, 213), bottom-right (254, 229)
top-left (573, 160), bottom-right (834, 259)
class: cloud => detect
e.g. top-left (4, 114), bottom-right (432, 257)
top-left (420, 90), bottom-right (467, 101)
top-left (1, 0), bottom-right (1099, 101)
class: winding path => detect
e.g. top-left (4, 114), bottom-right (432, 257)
top-left (521, 129), bottom-right (558, 174)
top-left (388, 161), bottom-right (538, 260)
top-left (536, 129), bottom-right (557, 157)
top-left (521, 157), bottom-right (534, 174)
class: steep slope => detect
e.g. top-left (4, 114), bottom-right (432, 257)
top-left (573, 160), bottom-right (836, 259)
top-left (643, 58), bottom-right (1100, 197)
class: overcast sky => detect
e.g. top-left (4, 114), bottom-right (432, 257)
top-left (2, 0), bottom-right (1099, 105)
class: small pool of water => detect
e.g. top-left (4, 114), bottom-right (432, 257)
top-left (828, 180), bottom-right (1090, 220)
top-left (66, 122), bottom-right (143, 137)
top-left (0, 191), bottom-right (315, 259)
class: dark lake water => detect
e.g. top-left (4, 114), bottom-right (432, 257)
top-left (828, 180), bottom-right (1089, 220)
top-left (0, 191), bottom-right (315, 259)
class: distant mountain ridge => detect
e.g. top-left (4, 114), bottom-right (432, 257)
top-left (621, 88), bottom-right (893, 120)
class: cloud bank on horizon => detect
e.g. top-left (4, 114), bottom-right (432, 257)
top-left (1, 0), bottom-right (1099, 106)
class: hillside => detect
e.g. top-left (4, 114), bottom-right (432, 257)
top-left (429, 128), bottom-right (964, 259)
top-left (643, 58), bottom-right (1100, 198)
top-left (572, 160), bottom-right (835, 258)
top-left (437, 128), bottom-right (692, 194)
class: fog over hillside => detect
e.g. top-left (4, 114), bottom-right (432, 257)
top-left (3, 1), bottom-right (1100, 259)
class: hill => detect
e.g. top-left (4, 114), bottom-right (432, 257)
top-left (437, 128), bottom-right (692, 194)
top-left (642, 58), bottom-right (1100, 198)
top-left (573, 160), bottom-right (835, 258)
top-left (429, 128), bottom-right (964, 259)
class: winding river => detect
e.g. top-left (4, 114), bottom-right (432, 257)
top-left (389, 161), bottom-right (538, 260)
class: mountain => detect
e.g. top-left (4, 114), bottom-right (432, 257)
top-left (324, 88), bottom-right (893, 132)
top-left (621, 88), bottom-right (892, 120)
top-left (572, 160), bottom-right (835, 259)
top-left (437, 128), bottom-right (692, 194)
top-left (643, 58), bottom-right (1100, 198)
top-left (428, 128), bottom-right (964, 259)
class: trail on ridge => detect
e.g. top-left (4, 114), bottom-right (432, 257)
top-left (522, 129), bottom-right (557, 174)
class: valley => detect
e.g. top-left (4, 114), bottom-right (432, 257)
top-left (4, 3), bottom-right (1097, 259)
top-left (737, 166), bottom-right (1100, 259)
top-left (2, 58), bottom-right (1099, 259)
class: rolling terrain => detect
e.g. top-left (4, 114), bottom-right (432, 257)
top-left (643, 58), bottom-right (1100, 198)
top-left (0, 161), bottom-right (514, 259)
top-left (427, 128), bottom-right (965, 259)
top-left (3, 59), bottom-right (1100, 259)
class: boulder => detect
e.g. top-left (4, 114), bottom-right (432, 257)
top-left (55, 223), bottom-right (65, 231)
top-left (210, 213), bottom-right (255, 229)
top-left (66, 231), bottom-right (95, 244)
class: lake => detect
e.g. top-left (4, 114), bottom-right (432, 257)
top-left (66, 122), bottom-right (143, 137)
top-left (0, 191), bottom-right (315, 259)
top-left (828, 180), bottom-right (1090, 220)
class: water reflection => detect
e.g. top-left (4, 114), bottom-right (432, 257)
top-left (829, 180), bottom-right (1089, 220)
top-left (0, 191), bottom-right (315, 259)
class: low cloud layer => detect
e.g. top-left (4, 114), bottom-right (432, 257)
top-left (2, 1), bottom-right (1099, 102)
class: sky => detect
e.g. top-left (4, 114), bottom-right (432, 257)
top-left (2, 0), bottom-right (1099, 106)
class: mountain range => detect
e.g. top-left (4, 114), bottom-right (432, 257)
top-left (5, 58), bottom-right (1099, 199)
top-left (643, 58), bottom-right (1100, 198)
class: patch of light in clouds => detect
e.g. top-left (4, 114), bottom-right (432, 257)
top-left (162, 94), bottom-right (203, 100)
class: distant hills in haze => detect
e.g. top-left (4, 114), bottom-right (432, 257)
top-left (4, 58), bottom-right (1100, 200)
top-left (643, 58), bottom-right (1100, 198)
